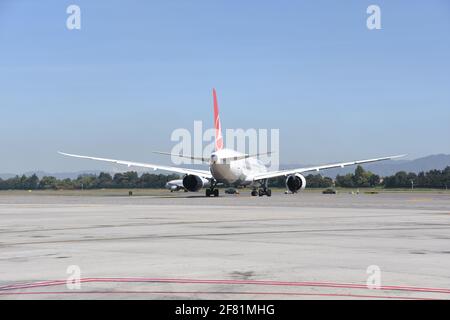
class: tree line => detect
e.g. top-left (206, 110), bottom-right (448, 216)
top-left (0, 172), bottom-right (179, 190)
top-left (383, 167), bottom-right (450, 189)
top-left (0, 166), bottom-right (449, 190)
top-left (334, 165), bottom-right (450, 189)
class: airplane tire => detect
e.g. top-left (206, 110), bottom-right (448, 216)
top-left (266, 189), bottom-right (272, 197)
top-left (251, 190), bottom-right (257, 196)
top-left (258, 189), bottom-right (264, 197)
top-left (213, 189), bottom-right (219, 197)
top-left (206, 189), bottom-right (211, 197)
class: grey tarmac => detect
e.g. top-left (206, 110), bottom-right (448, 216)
top-left (0, 191), bottom-right (449, 299)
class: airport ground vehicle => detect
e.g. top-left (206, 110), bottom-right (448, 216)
top-left (225, 188), bottom-right (239, 195)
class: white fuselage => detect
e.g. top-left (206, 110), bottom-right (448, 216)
top-left (209, 148), bottom-right (267, 185)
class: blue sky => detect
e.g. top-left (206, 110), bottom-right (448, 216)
top-left (0, 0), bottom-right (449, 173)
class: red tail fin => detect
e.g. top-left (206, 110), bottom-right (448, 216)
top-left (213, 88), bottom-right (224, 151)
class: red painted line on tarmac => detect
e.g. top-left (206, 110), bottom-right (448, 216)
top-left (1, 277), bottom-right (449, 296)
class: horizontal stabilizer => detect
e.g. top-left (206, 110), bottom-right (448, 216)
top-left (152, 151), bottom-right (209, 163)
top-left (221, 151), bottom-right (275, 162)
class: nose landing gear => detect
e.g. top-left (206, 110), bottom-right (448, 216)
top-left (206, 180), bottom-right (219, 197)
top-left (206, 188), bottom-right (219, 197)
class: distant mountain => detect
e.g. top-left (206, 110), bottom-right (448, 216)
top-left (1, 154), bottom-right (449, 180)
top-left (281, 154), bottom-right (450, 178)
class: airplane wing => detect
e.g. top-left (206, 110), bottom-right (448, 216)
top-left (58, 152), bottom-right (213, 179)
top-left (251, 154), bottom-right (406, 181)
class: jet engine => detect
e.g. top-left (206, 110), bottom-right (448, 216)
top-left (286, 173), bottom-right (306, 193)
top-left (182, 175), bottom-right (208, 192)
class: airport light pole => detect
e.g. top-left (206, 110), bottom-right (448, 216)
top-left (410, 179), bottom-right (414, 191)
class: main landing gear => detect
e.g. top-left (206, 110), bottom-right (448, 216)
top-left (206, 180), bottom-right (219, 197)
top-left (251, 180), bottom-right (272, 197)
top-left (206, 188), bottom-right (219, 197)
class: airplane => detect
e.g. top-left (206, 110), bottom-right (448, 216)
top-left (59, 89), bottom-right (405, 197)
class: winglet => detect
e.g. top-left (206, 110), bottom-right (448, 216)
top-left (213, 88), bottom-right (224, 151)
